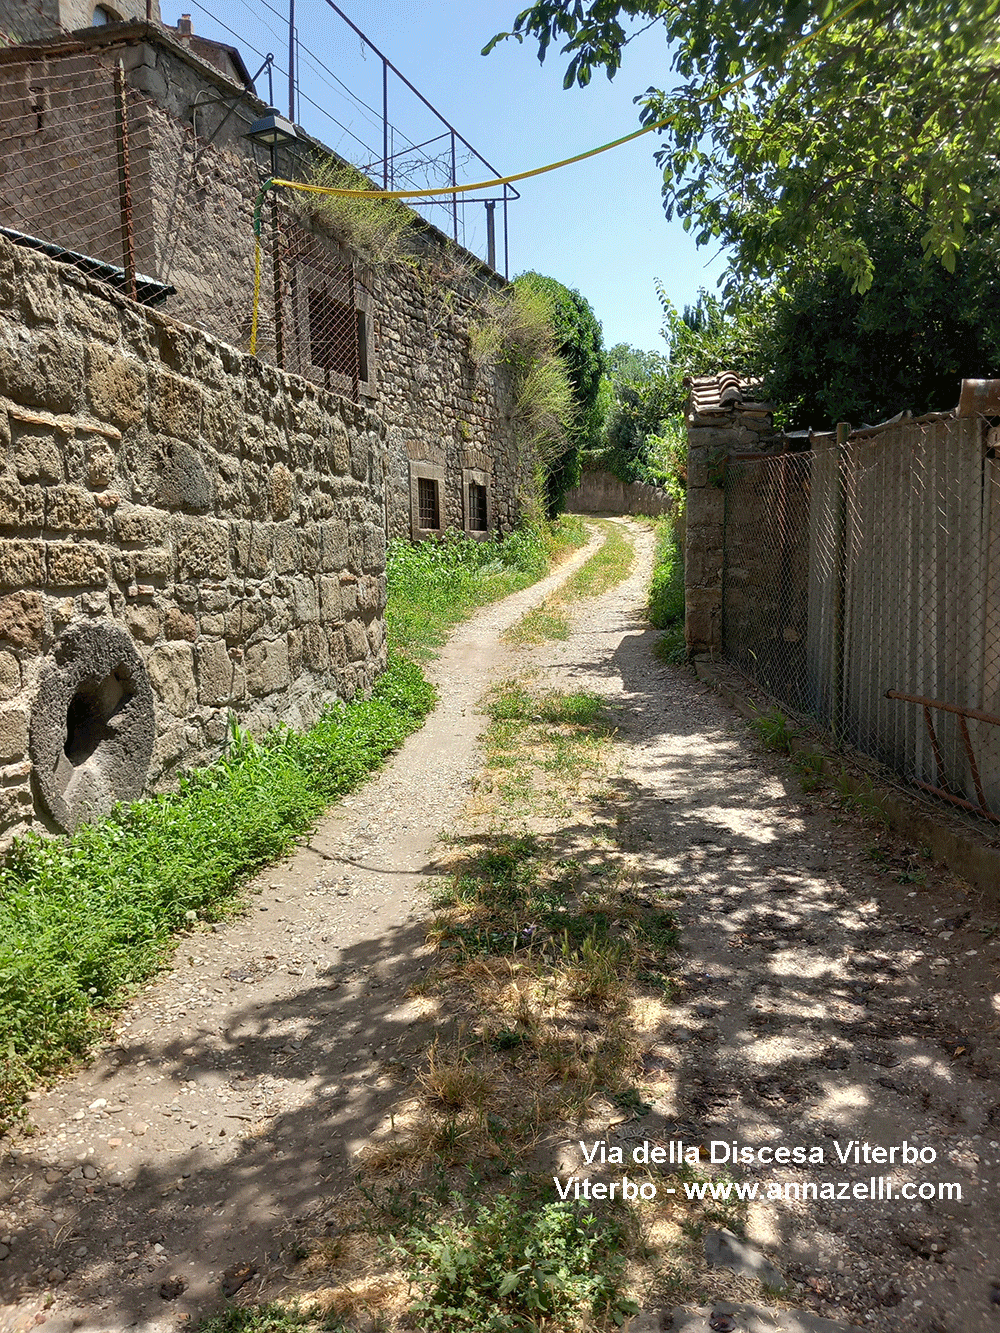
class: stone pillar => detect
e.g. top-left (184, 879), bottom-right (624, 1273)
top-left (683, 374), bottom-right (778, 657)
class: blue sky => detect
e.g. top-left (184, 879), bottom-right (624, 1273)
top-left (172, 0), bottom-right (727, 354)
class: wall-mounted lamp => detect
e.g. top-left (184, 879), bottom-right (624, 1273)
top-left (245, 107), bottom-right (298, 152)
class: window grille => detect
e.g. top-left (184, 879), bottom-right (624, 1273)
top-left (418, 476), bottom-right (440, 529)
top-left (468, 481), bottom-right (488, 531)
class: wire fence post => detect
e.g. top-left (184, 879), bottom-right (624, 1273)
top-left (113, 59), bottom-right (137, 301)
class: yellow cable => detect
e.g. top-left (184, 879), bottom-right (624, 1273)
top-left (270, 0), bottom-right (871, 201)
top-left (250, 231), bottom-right (263, 355)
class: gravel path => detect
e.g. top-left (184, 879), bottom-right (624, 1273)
top-left (2, 517), bottom-right (999, 1333)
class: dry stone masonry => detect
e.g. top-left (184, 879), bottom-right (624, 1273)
top-left (0, 235), bottom-right (387, 844)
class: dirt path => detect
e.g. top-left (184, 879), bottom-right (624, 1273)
top-left (3, 517), bottom-right (1000, 1333)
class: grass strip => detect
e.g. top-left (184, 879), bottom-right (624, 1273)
top-left (504, 519), bottom-right (634, 646)
top-left (647, 517), bottom-right (686, 664)
top-left (388, 516), bottom-right (586, 661)
top-left (1, 519), bottom-right (586, 1127)
top-left (0, 653), bottom-right (435, 1124)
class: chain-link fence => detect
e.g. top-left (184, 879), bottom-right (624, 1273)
top-left (0, 53), bottom-right (162, 299)
top-left (723, 412), bottom-right (1000, 822)
top-left (0, 49), bottom-right (365, 401)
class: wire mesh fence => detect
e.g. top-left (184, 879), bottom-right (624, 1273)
top-left (723, 413), bottom-right (1000, 822)
top-left (0, 49), bottom-right (365, 401)
top-left (0, 52), bottom-right (161, 300)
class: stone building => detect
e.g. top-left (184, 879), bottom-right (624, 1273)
top-left (0, 11), bottom-right (531, 846)
top-left (0, 13), bottom-right (528, 543)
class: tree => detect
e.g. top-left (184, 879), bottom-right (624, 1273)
top-left (513, 271), bottom-right (606, 515)
top-left (486, 2), bottom-right (1000, 294)
top-left (761, 191), bottom-right (1000, 427)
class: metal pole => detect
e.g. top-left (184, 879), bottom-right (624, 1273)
top-left (113, 60), bottom-right (137, 301)
top-left (502, 186), bottom-right (509, 280)
top-left (382, 60), bottom-right (389, 190)
top-left (485, 200), bottom-right (495, 270)
top-left (450, 131), bottom-right (458, 242)
top-left (288, 0), bottom-right (296, 120)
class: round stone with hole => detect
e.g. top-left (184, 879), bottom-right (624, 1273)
top-left (29, 621), bottom-right (155, 832)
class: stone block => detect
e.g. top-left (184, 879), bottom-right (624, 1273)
top-left (321, 519), bottom-right (348, 572)
top-left (133, 549), bottom-right (171, 581)
top-left (114, 505), bottom-right (168, 547)
top-left (350, 433), bottom-right (369, 482)
top-left (0, 590), bottom-right (44, 651)
top-left (363, 522), bottom-right (385, 573)
top-left (85, 345), bottom-right (147, 430)
top-left (684, 586), bottom-right (721, 653)
top-left (299, 524), bottom-right (322, 573)
top-left (288, 576), bottom-right (319, 623)
top-left (125, 605), bottom-right (160, 644)
top-left (327, 625), bottom-right (347, 668)
top-left (12, 422), bottom-right (64, 483)
top-left (0, 780), bottom-right (32, 838)
top-left (199, 613), bottom-right (226, 637)
top-left (0, 335), bottom-right (82, 413)
top-left (272, 522), bottom-right (301, 574)
top-left (245, 638), bottom-right (290, 696)
top-left (331, 417), bottom-right (351, 474)
top-left (0, 650), bottom-right (20, 700)
top-left (197, 640), bottom-right (241, 706)
top-left (230, 523), bottom-right (272, 578)
top-left (175, 521), bottom-right (230, 581)
top-left (343, 617), bottom-right (369, 662)
top-left (0, 539), bottom-right (45, 588)
top-left (46, 486), bottom-right (104, 533)
top-left (269, 464), bottom-right (294, 519)
top-left (319, 575), bottom-right (342, 623)
top-left (686, 484), bottom-right (725, 527)
top-left (84, 434), bottom-right (117, 489)
top-left (147, 642), bottom-right (197, 716)
top-left (156, 438), bottom-right (213, 513)
top-left (163, 608), bottom-right (197, 642)
top-left (0, 702), bottom-right (27, 760)
top-left (0, 477), bottom-right (45, 528)
top-left (149, 371), bottom-right (202, 439)
top-left (684, 545), bottom-right (724, 588)
top-left (301, 623), bottom-right (329, 671)
top-left (46, 541), bottom-right (109, 587)
top-left (287, 627), bottom-right (303, 679)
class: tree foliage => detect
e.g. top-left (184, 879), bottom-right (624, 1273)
top-left (487, 1), bottom-right (1000, 293)
top-left (762, 192), bottom-right (1000, 427)
top-left (513, 271), bottom-right (606, 515)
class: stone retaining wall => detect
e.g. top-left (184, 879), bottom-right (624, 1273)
top-left (0, 235), bottom-right (387, 844)
top-left (565, 468), bottom-right (674, 518)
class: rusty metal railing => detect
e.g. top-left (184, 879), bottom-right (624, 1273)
top-left (886, 690), bottom-right (1000, 822)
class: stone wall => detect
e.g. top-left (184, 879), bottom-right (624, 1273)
top-left (684, 375), bottom-right (780, 656)
top-left (565, 468), bottom-right (674, 518)
top-left (0, 29), bottom-right (529, 545)
top-left (0, 234), bottom-right (387, 845)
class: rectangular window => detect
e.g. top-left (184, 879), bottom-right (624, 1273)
top-left (418, 476), bottom-right (440, 530)
top-left (308, 287), bottom-right (368, 380)
top-left (468, 481), bottom-right (488, 531)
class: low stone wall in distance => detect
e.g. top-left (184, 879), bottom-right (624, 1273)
top-left (0, 237), bottom-right (387, 844)
top-left (565, 469), bottom-right (674, 518)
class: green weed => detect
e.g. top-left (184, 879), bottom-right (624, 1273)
top-left (401, 1188), bottom-right (638, 1332)
top-left (647, 518), bottom-right (685, 633)
top-left (387, 521), bottom-right (583, 662)
top-left (749, 706), bottom-right (796, 753)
